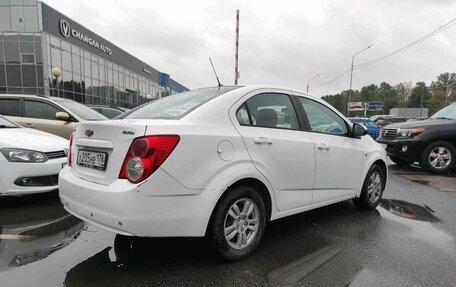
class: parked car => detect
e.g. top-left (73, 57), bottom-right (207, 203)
top-left (0, 94), bottom-right (108, 139)
top-left (377, 102), bottom-right (456, 173)
top-left (348, 117), bottom-right (380, 138)
top-left (59, 85), bottom-right (388, 260)
top-left (86, 105), bottom-right (126, 119)
top-left (370, 114), bottom-right (394, 122)
top-left (0, 115), bottom-right (68, 196)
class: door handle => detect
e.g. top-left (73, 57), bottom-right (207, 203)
top-left (23, 123), bottom-right (36, 128)
top-left (317, 144), bottom-right (330, 151)
top-left (254, 137), bottom-right (273, 145)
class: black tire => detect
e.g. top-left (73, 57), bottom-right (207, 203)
top-left (208, 185), bottom-right (267, 261)
top-left (420, 141), bottom-right (456, 173)
top-left (353, 164), bottom-right (385, 210)
top-left (389, 156), bottom-right (413, 166)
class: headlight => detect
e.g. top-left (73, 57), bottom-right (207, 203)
top-left (397, 128), bottom-right (425, 138)
top-left (0, 148), bottom-right (48, 163)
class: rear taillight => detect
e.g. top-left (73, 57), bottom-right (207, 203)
top-left (119, 135), bottom-right (180, 183)
top-left (68, 134), bottom-right (73, 167)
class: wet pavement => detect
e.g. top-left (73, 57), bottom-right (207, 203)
top-left (0, 164), bottom-right (455, 287)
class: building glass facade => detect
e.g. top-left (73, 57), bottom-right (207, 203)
top-left (0, 0), bottom-right (188, 108)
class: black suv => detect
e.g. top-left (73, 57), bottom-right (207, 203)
top-left (377, 103), bottom-right (456, 173)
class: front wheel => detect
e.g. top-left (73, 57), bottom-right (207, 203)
top-left (353, 164), bottom-right (385, 210)
top-left (208, 185), bottom-right (267, 261)
top-left (420, 141), bottom-right (456, 173)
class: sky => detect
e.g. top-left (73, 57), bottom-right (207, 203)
top-left (43, 0), bottom-right (456, 97)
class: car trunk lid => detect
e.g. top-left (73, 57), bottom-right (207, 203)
top-left (71, 120), bottom-right (148, 185)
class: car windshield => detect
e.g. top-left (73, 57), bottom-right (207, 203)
top-left (0, 116), bottom-right (20, 128)
top-left (57, 100), bottom-right (108, 121)
top-left (430, 103), bottom-right (456, 120)
top-left (122, 86), bottom-right (239, 120)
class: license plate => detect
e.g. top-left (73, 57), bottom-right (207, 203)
top-left (77, 150), bottom-right (107, 170)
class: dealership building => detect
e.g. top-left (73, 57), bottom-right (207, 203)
top-left (0, 0), bottom-right (188, 108)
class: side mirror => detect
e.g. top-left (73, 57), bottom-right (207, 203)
top-left (55, 111), bottom-right (70, 121)
top-left (353, 123), bottom-right (368, 137)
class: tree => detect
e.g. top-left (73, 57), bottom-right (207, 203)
top-left (406, 82), bottom-right (430, 108)
top-left (430, 72), bottom-right (456, 91)
top-left (428, 90), bottom-right (447, 115)
top-left (377, 82), bottom-right (399, 113)
top-left (360, 84), bottom-right (378, 102)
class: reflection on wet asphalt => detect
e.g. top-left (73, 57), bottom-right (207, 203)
top-left (1, 171), bottom-right (456, 287)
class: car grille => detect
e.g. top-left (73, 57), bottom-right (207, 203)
top-left (381, 128), bottom-right (398, 139)
top-left (45, 150), bottom-right (67, 159)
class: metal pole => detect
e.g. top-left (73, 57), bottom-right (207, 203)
top-left (234, 9), bottom-right (239, 85)
top-left (347, 44), bottom-right (373, 117)
top-left (420, 86), bottom-right (424, 118)
top-left (306, 74), bottom-right (320, 93)
top-left (348, 56), bottom-right (354, 117)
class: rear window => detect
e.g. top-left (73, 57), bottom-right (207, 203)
top-left (122, 86), bottom-right (239, 120)
top-left (0, 98), bottom-right (20, 116)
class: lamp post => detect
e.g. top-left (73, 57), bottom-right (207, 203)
top-left (306, 74), bottom-right (320, 93)
top-left (51, 67), bottom-right (61, 97)
top-left (347, 44), bottom-right (373, 117)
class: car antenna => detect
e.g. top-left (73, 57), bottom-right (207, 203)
top-left (209, 57), bottom-right (223, 87)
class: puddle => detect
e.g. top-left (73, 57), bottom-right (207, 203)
top-left (379, 199), bottom-right (439, 222)
top-left (0, 215), bottom-right (85, 271)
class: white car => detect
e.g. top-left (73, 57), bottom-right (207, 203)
top-left (0, 115), bottom-right (68, 196)
top-left (59, 85), bottom-right (388, 260)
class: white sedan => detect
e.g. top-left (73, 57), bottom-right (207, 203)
top-left (0, 115), bottom-right (68, 195)
top-left (59, 85), bottom-right (387, 260)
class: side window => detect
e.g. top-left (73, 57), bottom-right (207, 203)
top-left (299, 97), bottom-right (348, 135)
top-left (236, 104), bottom-right (251, 125)
top-left (240, 93), bottom-right (299, 130)
top-left (24, 100), bottom-right (61, 120)
top-left (0, 99), bottom-right (20, 116)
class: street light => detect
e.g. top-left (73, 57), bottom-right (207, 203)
top-left (51, 67), bottom-right (61, 97)
top-left (306, 74), bottom-right (320, 93)
top-left (347, 44), bottom-right (373, 117)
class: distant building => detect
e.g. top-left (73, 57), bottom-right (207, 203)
top-left (389, 108), bottom-right (428, 118)
top-left (0, 1), bottom-right (188, 108)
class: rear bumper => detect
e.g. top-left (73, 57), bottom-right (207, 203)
top-left (59, 167), bottom-right (217, 237)
top-left (377, 138), bottom-right (423, 162)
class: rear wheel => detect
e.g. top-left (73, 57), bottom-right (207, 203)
top-left (353, 164), bottom-right (385, 210)
top-left (209, 185), bottom-right (267, 261)
top-left (421, 141), bottom-right (456, 173)
top-left (389, 156), bottom-right (413, 166)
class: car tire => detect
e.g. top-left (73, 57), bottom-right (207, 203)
top-left (389, 156), bottom-right (413, 166)
top-left (421, 141), bottom-right (456, 173)
top-left (353, 164), bottom-right (385, 210)
top-left (208, 185), bottom-right (267, 261)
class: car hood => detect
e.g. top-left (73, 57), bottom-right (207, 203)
top-left (385, 119), bottom-right (456, 129)
top-left (0, 128), bottom-right (69, 152)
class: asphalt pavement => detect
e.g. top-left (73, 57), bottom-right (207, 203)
top-left (0, 164), bottom-right (455, 287)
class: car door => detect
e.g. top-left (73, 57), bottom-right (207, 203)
top-left (233, 92), bottom-right (316, 211)
top-left (296, 96), bottom-right (364, 203)
top-left (0, 97), bottom-right (21, 124)
top-left (22, 99), bottom-right (74, 138)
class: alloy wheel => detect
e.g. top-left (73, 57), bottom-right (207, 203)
top-left (223, 198), bottom-right (259, 250)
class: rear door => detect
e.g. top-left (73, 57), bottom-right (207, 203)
top-left (22, 98), bottom-right (74, 139)
top-left (232, 92), bottom-right (316, 211)
top-left (296, 96), bottom-right (364, 203)
top-left (0, 97), bottom-right (21, 124)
